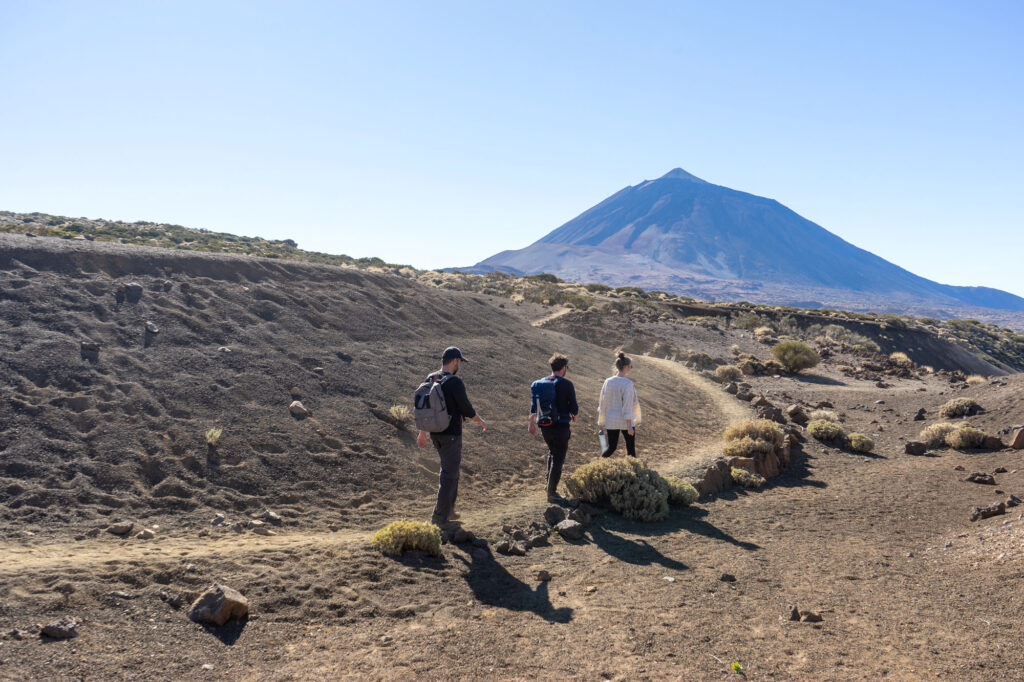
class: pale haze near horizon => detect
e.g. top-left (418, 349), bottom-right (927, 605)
top-left (1, 1), bottom-right (1021, 296)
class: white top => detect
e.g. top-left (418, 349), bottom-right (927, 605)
top-left (597, 375), bottom-right (642, 430)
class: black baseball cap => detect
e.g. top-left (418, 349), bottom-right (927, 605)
top-left (442, 346), bottom-right (468, 362)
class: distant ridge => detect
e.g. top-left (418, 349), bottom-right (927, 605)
top-left (465, 169), bottom-right (1024, 319)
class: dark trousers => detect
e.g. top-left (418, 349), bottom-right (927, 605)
top-left (430, 434), bottom-right (462, 522)
top-left (541, 424), bottom-right (571, 495)
top-left (601, 429), bottom-right (636, 458)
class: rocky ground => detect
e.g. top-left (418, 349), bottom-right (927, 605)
top-left (2, 234), bottom-right (1024, 680)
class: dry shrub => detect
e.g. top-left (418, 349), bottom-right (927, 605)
top-left (945, 426), bottom-right (987, 450)
top-left (965, 374), bottom-right (985, 386)
top-left (889, 351), bottom-right (913, 368)
top-left (204, 428), bottom-right (222, 446)
top-left (723, 419), bottom-right (785, 449)
top-left (665, 476), bottom-right (699, 506)
top-left (565, 458), bottom-right (670, 522)
top-left (809, 409), bottom-right (838, 422)
top-left (920, 365), bottom-right (935, 374)
top-left (731, 467), bottom-right (765, 489)
top-left (919, 422), bottom-right (958, 448)
top-left (389, 404), bottom-right (412, 424)
top-left (714, 365), bottom-right (742, 382)
top-left (771, 341), bottom-right (820, 373)
top-left (723, 436), bottom-right (775, 459)
top-left (807, 419), bottom-right (845, 442)
top-left (939, 398), bottom-right (980, 418)
top-left (847, 433), bottom-right (875, 453)
top-left (371, 520), bottom-right (442, 557)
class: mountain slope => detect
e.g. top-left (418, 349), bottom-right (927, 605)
top-left (470, 169), bottom-right (1024, 315)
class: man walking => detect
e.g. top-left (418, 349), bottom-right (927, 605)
top-left (529, 353), bottom-right (579, 503)
top-left (417, 346), bottom-right (486, 527)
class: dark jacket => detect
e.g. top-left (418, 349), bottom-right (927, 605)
top-left (530, 376), bottom-right (579, 427)
top-left (436, 371), bottom-right (476, 436)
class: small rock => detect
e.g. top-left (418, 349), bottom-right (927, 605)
top-left (1010, 428), bottom-right (1024, 450)
top-left (40, 617), bottom-right (78, 639)
top-left (723, 382), bottom-right (739, 395)
top-left (954, 465), bottom-right (966, 471)
top-left (230, 521), bottom-right (245, 533)
top-left (124, 282), bottom-right (143, 301)
top-left (289, 400), bottom-right (310, 417)
top-left (787, 605), bottom-right (800, 621)
top-left (188, 584), bottom-right (249, 626)
top-left (289, 387), bottom-right (302, 398)
top-left (719, 573), bottom-right (736, 583)
top-left (136, 528), bottom-right (156, 540)
top-left (554, 519), bottom-right (585, 541)
top-left (145, 321), bottom-right (160, 334)
top-left (544, 505), bottom-right (567, 526)
top-left (874, 400), bottom-right (885, 405)
top-left (495, 540), bottom-right (512, 555)
top-left (218, 346), bottom-right (232, 353)
top-left (585, 585), bottom-right (597, 594)
top-left (252, 525), bottom-right (275, 536)
top-left (110, 590), bottom-right (135, 600)
top-left (904, 441), bottom-right (928, 456)
top-left (509, 541), bottom-right (529, 556)
top-left (527, 533), bottom-right (549, 548)
top-left (983, 436), bottom-right (1004, 450)
top-left (912, 408), bottom-right (926, 421)
top-left (568, 508), bottom-right (591, 525)
top-left (186, 564), bottom-right (198, 572)
top-left (785, 404), bottom-right (809, 425)
top-left (80, 340), bottom-right (101, 354)
top-left (313, 367), bottom-right (325, 374)
top-left (471, 548), bottom-right (489, 560)
top-left (944, 540), bottom-right (953, 548)
top-left (106, 520), bottom-right (134, 536)
top-left (1006, 495), bottom-right (1022, 508)
top-left (379, 635), bottom-right (393, 645)
top-left (536, 570), bottom-right (552, 582)
top-left (512, 528), bottom-right (528, 542)
top-left (663, 576), bottom-right (676, 583)
top-left (970, 502), bottom-right (1006, 522)
top-left (452, 528), bottom-right (472, 544)
top-left (799, 610), bottom-right (823, 623)
top-left (212, 513), bottom-right (226, 526)
top-left (966, 472), bottom-right (996, 485)
top-left (202, 663), bottom-right (215, 671)
top-left (994, 467), bottom-right (1008, 474)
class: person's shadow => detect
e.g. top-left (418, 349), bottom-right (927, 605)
top-left (453, 546), bottom-right (573, 624)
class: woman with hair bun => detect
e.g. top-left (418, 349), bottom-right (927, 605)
top-left (597, 352), bottom-right (642, 458)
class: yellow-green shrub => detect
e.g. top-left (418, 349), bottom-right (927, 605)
top-left (945, 426), bottom-right (987, 450)
top-left (714, 365), bottom-right (742, 381)
top-left (965, 374), bottom-right (985, 386)
top-left (389, 404), bottom-right (412, 424)
top-left (204, 428), bottom-right (222, 446)
top-left (889, 351), bottom-right (913, 368)
top-left (723, 436), bottom-right (775, 459)
top-left (665, 476), bottom-right (699, 506)
top-left (809, 409), bottom-right (838, 422)
top-left (371, 520), bottom-right (442, 557)
top-left (807, 419), bottom-right (845, 442)
top-left (919, 422), bottom-right (957, 448)
top-left (847, 433), bottom-right (874, 453)
top-left (723, 419), bottom-right (785, 449)
top-left (939, 397), bottom-right (980, 418)
top-left (565, 458), bottom-right (670, 522)
top-left (771, 341), bottom-right (820, 373)
top-left (731, 467), bottom-right (765, 489)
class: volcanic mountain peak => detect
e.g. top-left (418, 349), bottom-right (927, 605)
top-left (656, 167), bottom-right (709, 184)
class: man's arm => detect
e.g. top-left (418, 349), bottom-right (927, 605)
top-left (567, 382), bottom-right (579, 422)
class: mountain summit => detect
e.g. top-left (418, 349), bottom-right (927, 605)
top-left (468, 169), bottom-right (1024, 317)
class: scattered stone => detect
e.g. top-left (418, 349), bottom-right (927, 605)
top-left (289, 400), bottom-right (310, 417)
top-left (6, 628), bottom-right (29, 640)
top-left (904, 441), bottom-right (928, 456)
top-left (1010, 428), bottom-right (1024, 450)
top-left (874, 400), bottom-right (885, 405)
top-left (40, 617), bottom-right (78, 639)
top-left (736, 391), bottom-right (754, 402)
top-left (585, 585), bottom-right (597, 594)
top-left (186, 564), bottom-right (198, 572)
top-left (379, 635), bottom-right (393, 646)
top-left (1006, 495), bottom-right (1022, 508)
top-left (202, 664), bottom-right (215, 671)
top-left (799, 610), bottom-right (823, 623)
top-left (536, 570), bottom-right (552, 582)
top-left (966, 473), bottom-right (996, 485)
top-left (544, 505), bottom-right (567, 526)
top-left (495, 540), bottom-right (512, 555)
top-left (970, 502), bottom-right (1006, 522)
top-left (106, 520), bottom-right (134, 536)
top-left (145, 321), bottom-right (160, 334)
top-left (554, 519), bottom-right (585, 541)
top-left (136, 528), bottom-right (156, 540)
top-left (230, 521), bottom-right (245, 533)
top-left (757, 405), bottom-right (786, 424)
top-left (994, 467), bottom-right (1008, 474)
top-left (289, 387), bottom-right (302, 398)
top-left (211, 513), bottom-right (226, 526)
top-left (787, 605), bottom-right (800, 621)
top-left (512, 529), bottom-right (528, 542)
top-left (110, 590), bottom-right (135, 600)
top-left (471, 548), bottom-right (489, 561)
top-left (527, 533), bottom-right (550, 548)
top-left (875, 381), bottom-right (888, 389)
top-left (663, 576), bottom-right (676, 583)
top-left (509, 541), bottom-right (529, 556)
top-left (912, 408), bottom-right (927, 421)
top-left (954, 465), bottom-right (965, 471)
top-left (568, 508), bottom-right (591, 525)
top-left (471, 537), bottom-right (488, 548)
top-left (252, 525), bottom-right (275, 536)
top-left (723, 382), bottom-right (739, 395)
top-left (452, 528), bottom-right (472, 544)
top-left (984, 436), bottom-right (1005, 450)
top-left (696, 459), bottom-right (732, 495)
top-left (751, 395), bottom-right (772, 408)
top-left (187, 584), bottom-right (249, 626)
top-left (719, 573), bottom-right (736, 583)
top-left (218, 346), bottom-right (232, 353)
top-left (262, 509), bottom-right (282, 525)
top-left (785, 404), bottom-right (809, 425)
top-left (124, 282), bottom-right (144, 301)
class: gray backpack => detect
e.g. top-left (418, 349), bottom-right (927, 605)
top-left (413, 373), bottom-right (451, 432)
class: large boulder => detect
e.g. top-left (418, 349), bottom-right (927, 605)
top-left (904, 441), bottom-right (928, 456)
top-left (554, 519), bottom-right (585, 541)
top-left (696, 460), bottom-right (732, 495)
top-left (187, 584), bottom-right (249, 626)
top-left (756, 450), bottom-right (780, 478)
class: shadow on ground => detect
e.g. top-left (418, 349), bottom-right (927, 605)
top-left (453, 547), bottom-right (573, 624)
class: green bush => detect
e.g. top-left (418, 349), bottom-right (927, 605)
top-left (723, 436), bottom-right (775, 459)
top-left (847, 433), bottom-right (874, 453)
top-left (665, 476), bottom-right (699, 506)
top-left (714, 365), bottom-right (743, 381)
top-left (809, 409), bottom-right (838, 422)
top-left (371, 520), bottom-right (442, 557)
top-left (807, 419), bottom-right (845, 442)
top-left (939, 398), bottom-right (980, 418)
top-left (771, 341), bottom-right (820, 373)
top-left (945, 426), bottom-right (987, 450)
top-left (919, 422), bottom-right (958, 448)
top-left (731, 467), bottom-right (765, 489)
top-left (723, 419), bottom-right (785, 449)
top-left (565, 458), bottom-right (670, 522)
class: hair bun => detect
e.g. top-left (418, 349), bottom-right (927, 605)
top-left (617, 352), bottom-right (626, 359)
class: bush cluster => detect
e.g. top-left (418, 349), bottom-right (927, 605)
top-left (371, 520), bottom-right (442, 557)
top-left (919, 422), bottom-right (958, 448)
top-left (847, 433), bottom-right (875, 453)
top-left (723, 436), bottom-right (775, 459)
top-left (731, 467), bottom-right (765, 489)
top-left (939, 398), bottom-right (980, 418)
top-left (665, 476), bottom-right (699, 506)
top-left (945, 426), bottom-right (987, 450)
top-left (888, 351), bottom-right (914, 368)
top-left (389, 404), bottom-right (412, 425)
top-left (965, 374), bottom-right (986, 386)
top-left (714, 365), bottom-right (742, 381)
top-left (566, 458), bottom-right (677, 522)
top-left (771, 341), bottom-right (820, 373)
top-left (723, 419), bottom-right (785, 449)
top-left (809, 409), bottom-right (838, 422)
top-left (807, 419), bottom-right (845, 442)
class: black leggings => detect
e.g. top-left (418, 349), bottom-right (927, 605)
top-left (602, 429), bottom-right (635, 458)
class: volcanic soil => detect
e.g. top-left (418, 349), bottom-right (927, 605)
top-left (2, 234), bottom-right (1024, 681)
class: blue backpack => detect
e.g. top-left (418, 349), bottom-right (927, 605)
top-left (531, 375), bottom-right (563, 427)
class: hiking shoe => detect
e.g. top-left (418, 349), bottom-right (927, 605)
top-left (447, 511), bottom-right (461, 522)
top-left (429, 515), bottom-right (446, 528)
top-left (546, 493), bottom-right (564, 504)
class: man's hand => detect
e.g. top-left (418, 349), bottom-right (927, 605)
top-left (571, 413), bottom-right (578, 422)
top-left (627, 423), bottom-right (635, 436)
top-left (416, 430), bottom-right (428, 448)
top-left (474, 415), bottom-right (487, 432)
top-left (528, 422), bottom-right (537, 436)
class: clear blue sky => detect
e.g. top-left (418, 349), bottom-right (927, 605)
top-left (2, 1), bottom-right (1021, 295)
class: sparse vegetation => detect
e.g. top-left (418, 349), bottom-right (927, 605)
top-left (939, 398), bottom-right (980, 418)
top-left (965, 374), bottom-right (985, 386)
top-left (665, 476), bottom-right (699, 506)
top-left (919, 422), bottom-right (958, 448)
top-left (204, 428), bottom-right (222, 447)
top-left (807, 419), bottom-right (845, 442)
top-left (389, 404), bottom-right (412, 426)
top-left (723, 419), bottom-right (785, 449)
top-left (565, 458), bottom-right (671, 522)
top-left (714, 365), bottom-right (742, 381)
top-left (723, 436), bottom-right (776, 459)
top-left (809, 409), bottom-right (839, 422)
top-left (888, 351), bottom-right (913, 368)
top-left (731, 467), bottom-right (765, 489)
top-left (771, 341), bottom-right (820, 373)
top-left (847, 433), bottom-right (875, 453)
top-left (945, 426), bottom-right (987, 450)
top-left (371, 520), bottom-right (442, 557)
